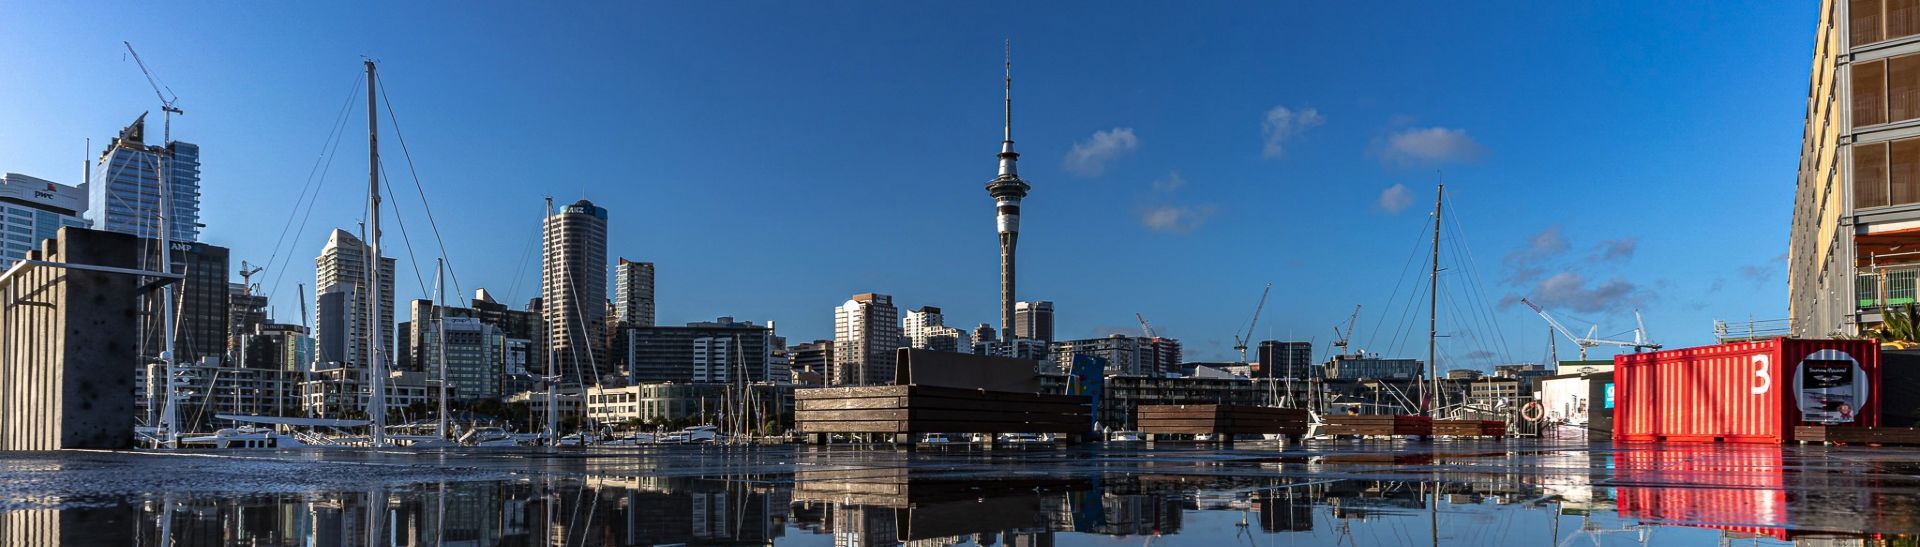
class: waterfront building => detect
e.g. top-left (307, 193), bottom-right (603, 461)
top-left (1255, 340), bottom-right (1314, 379)
top-left (1050, 334), bottom-right (1182, 377)
top-left (832, 293), bottom-right (900, 386)
top-left (1789, 1), bottom-right (1919, 336)
top-left (584, 383), bottom-right (795, 428)
top-left (300, 368), bottom-right (433, 419)
top-left (0, 173), bottom-right (89, 269)
top-left (1013, 300), bottom-right (1054, 342)
top-left (91, 114), bottom-right (200, 243)
top-left (543, 199), bottom-right (610, 383)
top-left (621, 317), bottom-right (777, 383)
top-left (138, 357), bottom-right (300, 432)
top-left (902, 306), bottom-right (970, 353)
top-left (237, 323), bottom-right (311, 372)
top-left (313, 229), bottom-right (394, 370)
top-left (614, 258), bottom-right (655, 328)
top-left (417, 316), bottom-right (503, 402)
top-left (1323, 355), bottom-right (1422, 380)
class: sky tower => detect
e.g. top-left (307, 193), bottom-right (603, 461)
top-left (986, 41), bottom-right (1031, 338)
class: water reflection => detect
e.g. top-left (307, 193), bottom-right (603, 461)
top-left (7, 443), bottom-right (1920, 545)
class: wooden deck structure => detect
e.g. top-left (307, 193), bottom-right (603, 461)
top-left (794, 385), bottom-right (1092, 444)
top-left (1795, 425), bottom-right (1920, 446)
top-left (1323, 415), bottom-right (1433, 440)
top-left (1433, 419), bottom-right (1505, 438)
top-left (1136, 404), bottom-right (1309, 443)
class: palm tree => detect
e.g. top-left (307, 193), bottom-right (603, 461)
top-left (1870, 303), bottom-right (1920, 349)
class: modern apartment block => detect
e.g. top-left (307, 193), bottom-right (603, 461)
top-left (902, 306), bottom-right (970, 353)
top-left (313, 228), bottom-right (395, 369)
top-left (0, 173), bottom-right (89, 269)
top-left (832, 293), bottom-right (900, 386)
top-left (1255, 340), bottom-right (1314, 379)
top-left (91, 114), bottom-right (201, 243)
top-left (621, 317), bottom-right (776, 384)
top-left (1049, 334), bottom-right (1182, 377)
top-left (543, 199), bottom-right (609, 384)
top-left (1789, 0), bottom-right (1920, 336)
top-left (614, 258), bottom-right (655, 328)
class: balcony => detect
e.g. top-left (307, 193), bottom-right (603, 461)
top-left (1857, 265), bottom-right (1920, 309)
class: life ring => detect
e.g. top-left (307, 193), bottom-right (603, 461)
top-left (1520, 401), bottom-right (1545, 422)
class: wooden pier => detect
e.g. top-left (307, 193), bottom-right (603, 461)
top-left (1323, 415), bottom-right (1433, 440)
top-left (794, 385), bottom-right (1091, 444)
top-left (1136, 404), bottom-right (1308, 443)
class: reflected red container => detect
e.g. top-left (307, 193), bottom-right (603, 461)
top-left (1615, 445), bottom-right (1789, 538)
top-left (1615, 338), bottom-right (1880, 443)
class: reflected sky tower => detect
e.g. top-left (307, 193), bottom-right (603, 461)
top-left (987, 40), bottom-right (1031, 337)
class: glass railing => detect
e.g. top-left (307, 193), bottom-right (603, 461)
top-left (1858, 265), bottom-right (1920, 308)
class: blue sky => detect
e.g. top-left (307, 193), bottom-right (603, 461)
top-left (0, 2), bottom-right (1808, 366)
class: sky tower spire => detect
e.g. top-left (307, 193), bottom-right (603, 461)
top-left (987, 39), bottom-right (1032, 337)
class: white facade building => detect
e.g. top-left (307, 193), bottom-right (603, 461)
top-left (0, 173), bottom-right (89, 268)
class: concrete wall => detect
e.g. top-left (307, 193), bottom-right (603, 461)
top-left (0, 227), bottom-right (143, 450)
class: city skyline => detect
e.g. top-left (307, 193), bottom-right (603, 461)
top-left (0, 3), bottom-right (1803, 365)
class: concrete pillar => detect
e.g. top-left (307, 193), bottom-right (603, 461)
top-left (0, 228), bottom-right (144, 450)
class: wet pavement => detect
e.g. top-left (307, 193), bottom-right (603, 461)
top-left (2, 439), bottom-right (1917, 545)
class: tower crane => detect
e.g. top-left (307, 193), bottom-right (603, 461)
top-left (237, 261), bottom-right (264, 296)
top-left (123, 41), bottom-right (183, 142)
top-left (1233, 283), bottom-right (1272, 364)
top-left (1136, 312), bottom-right (1159, 341)
top-left (1519, 298), bottom-right (1660, 359)
top-left (1331, 304), bottom-right (1362, 356)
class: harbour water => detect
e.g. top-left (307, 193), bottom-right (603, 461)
top-left (2, 440), bottom-right (1915, 545)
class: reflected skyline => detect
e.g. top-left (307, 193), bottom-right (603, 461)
top-left (3, 443), bottom-right (1917, 546)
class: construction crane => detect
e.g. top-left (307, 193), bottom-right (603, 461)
top-left (1232, 283), bottom-right (1272, 364)
top-left (1519, 298), bottom-right (1660, 359)
top-left (1331, 304), bottom-right (1362, 356)
top-left (237, 261), bottom-right (264, 296)
top-left (123, 41), bottom-right (184, 142)
top-left (1135, 312), bottom-right (1159, 340)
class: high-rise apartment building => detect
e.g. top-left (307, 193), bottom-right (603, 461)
top-left (1013, 300), bottom-right (1054, 342)
top-left (614, 258), bottom-right (655, 328)
top-left (419, 316), bottom-right (504, 402)
top-left (1050, 334), bottom-right (1182, 377)
top-left (228, 283), bottom-right (268, 356)
top-left (1790, 0), bottom-right (1920, 336)
top-left (0, 173), bottom-right (89, 268)
top-left (832, 293), bottom-right (900, 386)
top-left (91, 114), bottom-right (201, 243)
top-left (1255, 340), bottom-right (1314, 379)
top-left (788, 340), bottom-right (833, 385)
top-left (543, 199), bottom-right (609, 384)
top-left (622, 317), bottom-right (776, 383)
top-left (902, 306), bottom-right (970, 353)
top-left (313, 228), bottom-right (395, 369)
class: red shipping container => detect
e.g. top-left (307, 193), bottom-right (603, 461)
top-left (1615, 338), bottom-right (1880, 443)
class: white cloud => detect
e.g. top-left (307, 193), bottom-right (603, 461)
top-left (1377, 183), bottom-right (1413, 213)
top-left (1501, 272), bottom-right (1643, 314)
top-left (1503, 226), bottom-right (1570, 283)
top-left (1152, 170), bottom-right (1185, 192)
top-left (1381, 126), bottom-right (1485, 165)
top-left (1261, 106), bottom-right (1324, 158)
top-left (1593, 238), bottom-right (1639, 263)
top-left (1063, 127), bottom-right (1139, 177)
top-left (1139, 204), bottom-right (1215, 234)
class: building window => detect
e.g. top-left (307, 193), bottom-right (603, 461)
top-left (1858, 0), bottom-right (1887, 46)
top-left (1894, 55), bottom-right (1920, 121)
top-left (1898, 138), bottom-right (1920, 204)
top-left (1857, 142), bottom-right (1891, 208)
top-left (1857, 59), bottom-right (1889, 127)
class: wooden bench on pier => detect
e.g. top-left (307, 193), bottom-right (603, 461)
top-left (1795, 425), bottom-right (1920, 446)
top-left (1136, 404), bottom-right (1309, 444)
top-left (1432, 419), bottom-right (1505, 438)
top-left (1323, 415), bottom-right (1433, 440)
top-left (794, 384), bottom-right (1092, 445)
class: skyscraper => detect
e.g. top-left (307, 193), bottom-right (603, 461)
top-left (832, 293), bottom-right (900, 386)
top-left (91, 113), bottom-right (201, 243)
top-left (0, 173), bottom-right (89, 269)
top-left (986, 43), bottom-right (1032, 337)
top-left (313, 228), bottom-right (394, 369)
top-left (543, 199), bottom-right (609, 384)
top-left (903, 306), bottom-right (970, 353)
top-left (1013, 300), bottom-right (1054, 343)
top-left (614, 258), bottom-right (655, 328)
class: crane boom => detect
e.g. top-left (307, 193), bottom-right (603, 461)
top-left (1135, 313), bottom-right (1158, 340)
top-left (1233, 283), bottom-right (1272, 364)
top-left (1521, 298), bottom-right (1660, 359)
top-left (123, 41), bottom-right (182, 115)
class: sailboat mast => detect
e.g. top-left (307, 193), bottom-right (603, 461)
top-left (542, 197), bottom-right (558, 442)
top-left (365, 59), bottom-right (388, 446)
top-left (1426, 184), bottom-right (1443, 417)
top-left (157, 128), bottom-right (179, 447)
top-left (436, 258), bottom-right (449, 439)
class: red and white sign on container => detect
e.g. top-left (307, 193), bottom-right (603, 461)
top-left (1615, 338), bottom-right (1879, 443)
